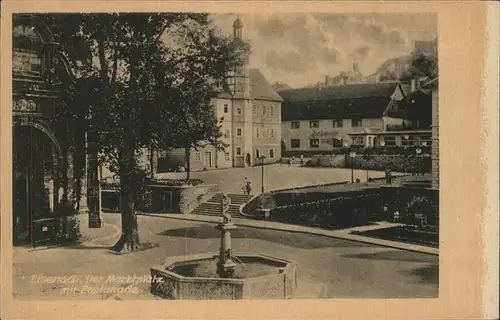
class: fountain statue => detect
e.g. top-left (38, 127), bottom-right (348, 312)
top-left (150, 193), bottom-right (298, 300)
top-left (216, 193), bottom-right (236, 278)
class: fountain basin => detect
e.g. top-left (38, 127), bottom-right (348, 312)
top-left (150, 253), bottom-right (298, 300)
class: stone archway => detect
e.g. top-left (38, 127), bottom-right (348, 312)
top-left (12, 120), bottom-right (64, 243)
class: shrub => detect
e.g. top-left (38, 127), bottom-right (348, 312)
top-left (269, 193), bottom-right (375, 229)
top-left (152, 178), bottom-right (204, 186)
top-left (403, 196), bottom-right (438, 227)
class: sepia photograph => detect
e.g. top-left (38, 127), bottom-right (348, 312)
top-left (9, 11), bottom-right (442, 301)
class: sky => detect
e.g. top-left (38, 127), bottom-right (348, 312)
top-left (211, 13), bottom-right (437, 88)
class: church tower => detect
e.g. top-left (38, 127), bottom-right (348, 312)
top-left (231, 15), bottom-right (253, 167)
top-left (232, 16), bottom-right (251, 99)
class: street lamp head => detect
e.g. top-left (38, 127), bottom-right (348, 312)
top-left (415, 148), bottom-right (422, 154)
top-left (349, 151), bottom-right (356, 158)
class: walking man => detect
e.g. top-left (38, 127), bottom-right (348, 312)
top-left (245, 180), bottom-right (252, 195)
top-left (243, 177), bottom-right (248, 194)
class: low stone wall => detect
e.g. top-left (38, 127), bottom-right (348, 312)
top-left (178, 184), bottom-right (219, 214)
top-left (102, 184), bottom-right (219, 214)
top-left (309, 154), bottom-right (431, 173)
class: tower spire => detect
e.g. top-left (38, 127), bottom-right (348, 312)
top-left (233, 14), bottom-right (243, 39)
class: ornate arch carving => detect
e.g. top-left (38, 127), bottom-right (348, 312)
top-left (14, 14), bottom-right (55, 44)
top-left (13, 119), bottom-right (64, 171)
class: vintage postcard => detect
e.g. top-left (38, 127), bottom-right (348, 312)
top-left (1, 1), bottom-right (498, 319)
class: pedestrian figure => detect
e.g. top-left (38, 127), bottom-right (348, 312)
top-left (243, 177), bottom-right (248, 194)
top-left (300, 154), bottom-right (304, 165)
top-left (245, 181), bottom-right (252, 195)
top-left (385, 167), bottom-right (392, 185)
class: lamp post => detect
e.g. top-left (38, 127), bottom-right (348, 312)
top-left (259, 155), bottom-right (265, 193)
top-left (403, 135), bottom-right (410, 174)
top-left (415, 147), bottom-right (422, 175)
top-left (348, 149), bottom-right (356, 183)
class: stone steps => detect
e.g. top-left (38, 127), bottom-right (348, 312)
top-left (190, 202), bottom-right (243, 218)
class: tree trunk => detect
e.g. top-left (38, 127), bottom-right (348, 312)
top-left (149, 146), bottom-right (155, 179)
top-left (111, 153), bottom-right (141, 252)
top-left (185, 147), bottom-right (191, 180)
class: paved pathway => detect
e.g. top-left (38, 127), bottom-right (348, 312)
top-left (156, 164), bottom-right (392, 193)
top-left (139, 213), bottom-right (438, 256)
top-left (14, 213), bottom-right (437, 300)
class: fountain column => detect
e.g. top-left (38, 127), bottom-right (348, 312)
top-left (216, 194), bottom-right (237, 278)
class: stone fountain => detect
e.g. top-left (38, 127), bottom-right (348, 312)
top-left (150, 194), bottom-right (298, 300)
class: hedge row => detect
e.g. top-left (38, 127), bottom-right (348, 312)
top-left (249, 187), bottom-right (439, 230)
top-left (268, 191), bottom-right (384, 229)
top-left (100, 178), bottom-right (204, 190)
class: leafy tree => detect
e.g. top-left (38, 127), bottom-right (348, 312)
top-left (168, 27), bottom-right (249, 178)
top-left (43, 13), bottom-right (249, 252)
top-left (400, 52), bottom-right (438, 81)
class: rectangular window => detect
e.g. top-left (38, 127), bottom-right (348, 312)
top-left (384, 136), bottom-right (396, 146)
top-left (255, 148), bottom-right (260, 159)
top-left (224, 129), bottom-right (230, 139)
top-left (401, 135), bottom-right (414, 146)
top-left (262, 106), bottom-right (267, 116)
top-left (309, 139), bottom-right (320, 148)
top-left (195, 152), bottom-right (201, 161)
top-left (252, 104), bottom-right (257, 116)
top-left (291, 121), bottom-right (300, 129)
top-left (269, 106), bottom-right (275, 116)
top-left (420, 134), bottom-right (431, 146)
top-left (255, 127), bottom-right (260, 139)
top-left (224, 104), bottom-right (228, 113)
top-left (269, 149), bottom-right (275, 159)
top-left (309, 120), bottom-right (319, 128)
top-left (351, 118), bottom-right (362, 127)
top-left (333, 119), bottom-right (343, 128)
top-left (269, 128), bottom-right (274, 138)
top-left (224, 152), bottom-right (230, 161)
top-left (236, 107), bottom-right (242, 116)
top-left (333, 138), bottom-right (343, 148)
top-left (236, 147), bottom-right (242, 156)
top-left (351, 136), bottom-right (364, 146)
top-left (236, 128), bottom-right (242, 137)
top-left (291, 139), bottom-right (300, 148)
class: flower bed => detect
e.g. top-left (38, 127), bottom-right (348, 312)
top-left (100, 178), bottom-right (204, 190)
top-left (267, 191), bottom-right (384, 229)
top-left (307, 153), bottom-right (431, 173)
top-left (351, 226), bottom-right (439, 248)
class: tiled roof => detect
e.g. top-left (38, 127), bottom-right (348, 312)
top-left (249, 68), bottom-right (283, 102)
top-left (279, 82), bottom-right (400, 102)
top-left (215, 69), bottom-right (283, 102)
top-left (281, 82), bottom-right (402, 121)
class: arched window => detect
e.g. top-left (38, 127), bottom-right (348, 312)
top-left (13, 24), bottom-right (43, 75)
